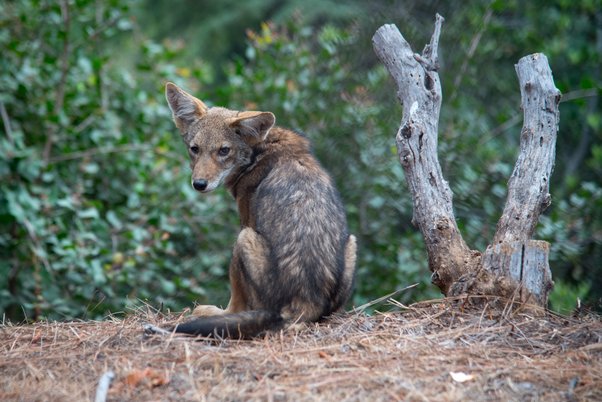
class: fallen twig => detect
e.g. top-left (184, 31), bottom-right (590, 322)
top-left (94, 370), bottom-right (114, 402)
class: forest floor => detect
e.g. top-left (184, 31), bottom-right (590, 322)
top-left (1, 298), bottom-right (601, 401)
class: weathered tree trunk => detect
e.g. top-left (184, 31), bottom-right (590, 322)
top-left (372, 15), bottom-right (558, 307)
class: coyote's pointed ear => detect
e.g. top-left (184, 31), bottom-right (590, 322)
top-left (165, 82), bottom-right (208, 133)
top-left (229, 111), bottom-right (275, 142)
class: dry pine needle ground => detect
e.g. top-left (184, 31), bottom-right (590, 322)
top-left (1, 298), bottom-right (601, 401)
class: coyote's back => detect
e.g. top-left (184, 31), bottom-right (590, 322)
top-left (250, 143), bottom-right (353, 320)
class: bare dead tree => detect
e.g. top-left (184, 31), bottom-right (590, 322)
top-left (372, 15), bottom-right (558, 307)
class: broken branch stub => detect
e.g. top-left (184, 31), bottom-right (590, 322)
top-left (493, 53), bottom-right (560, 245)
top-left (373, 16), bottom-right (558, 306)
top-left (484, 53), bottom-right (559, 305)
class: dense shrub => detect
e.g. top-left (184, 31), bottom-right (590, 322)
top-left (0, 0), bottom-right (236, 320)
top-left (1, 0), bottom-right (599, 320)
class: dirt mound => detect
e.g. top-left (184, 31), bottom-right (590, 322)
top-left (1, 299), bottom-right (600, 401)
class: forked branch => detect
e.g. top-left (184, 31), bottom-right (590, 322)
top-left (373, 15), bottom-right (558, 306)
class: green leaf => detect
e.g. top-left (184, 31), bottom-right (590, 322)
top-left (77, 208), bottom-right (99, 219)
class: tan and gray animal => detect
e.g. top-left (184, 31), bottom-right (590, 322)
top-left (162, 82), bottom-right (356, 338)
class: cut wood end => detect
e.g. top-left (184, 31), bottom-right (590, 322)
top-left (373, 24), bottom-right (400, 41)
top-left (526, 239), bottom-right (550, 252)
top-left (516, 53), bottom-right (554, 79)
top-left (520, 53), bottom-right (546, 63)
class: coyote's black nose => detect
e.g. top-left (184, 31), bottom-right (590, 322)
top-left (193, 179), bottom-right (208, 192)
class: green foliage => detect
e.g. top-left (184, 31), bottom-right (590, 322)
top-left (548, 280), bottom-right (591, 315)
top-left (136, 0), bottom-right (365, 79)
top-left (0, 0), bottom-right (236, 320)
top-left (1, 0), bottom-right (600, 320)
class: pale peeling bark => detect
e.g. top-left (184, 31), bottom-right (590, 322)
top-left (372, 16), bottom-right (480, 297)
top-left (373, 16), bottom-right (558, 306)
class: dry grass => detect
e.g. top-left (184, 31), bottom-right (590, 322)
top-left (1, 298), bottom-right (601, 401)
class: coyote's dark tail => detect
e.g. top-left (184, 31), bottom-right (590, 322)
top-left (171, 310), bottom-right (284, 339)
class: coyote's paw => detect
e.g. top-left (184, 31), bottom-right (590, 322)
top-left (192, 305), bottom-right (226, 317)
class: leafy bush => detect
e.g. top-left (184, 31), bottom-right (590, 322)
top-left (548, 280), bottom-right (591, 315)
top-left (1, 0), bottom-right (599, 320)
top-left (0, 0), bottom-right (235, 320)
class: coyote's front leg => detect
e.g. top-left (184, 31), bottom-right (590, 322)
top-left (192, 305), bottom-right (227, 317)
top-left (192, 227), bottom-right (270, 317)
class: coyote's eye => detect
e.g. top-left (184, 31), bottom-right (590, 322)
top-left (190, 145), bottom-right (200, 154)
top-left (218, 146), bottom-right (230, 156)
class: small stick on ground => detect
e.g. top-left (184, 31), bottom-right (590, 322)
top-left (94, 370), bottom-right (114, 402)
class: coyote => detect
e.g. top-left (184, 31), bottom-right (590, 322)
top-left (162, 82), bottom-right (356, 338)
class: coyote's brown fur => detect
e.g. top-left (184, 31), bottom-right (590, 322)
top-left (163, 82), bottom-right (356, 338)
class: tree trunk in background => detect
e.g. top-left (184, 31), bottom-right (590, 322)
top-left (372, 15), bottom-right (558, 307)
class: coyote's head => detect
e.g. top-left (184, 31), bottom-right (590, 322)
top-left (165, 82), bottom-right (275, 192)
